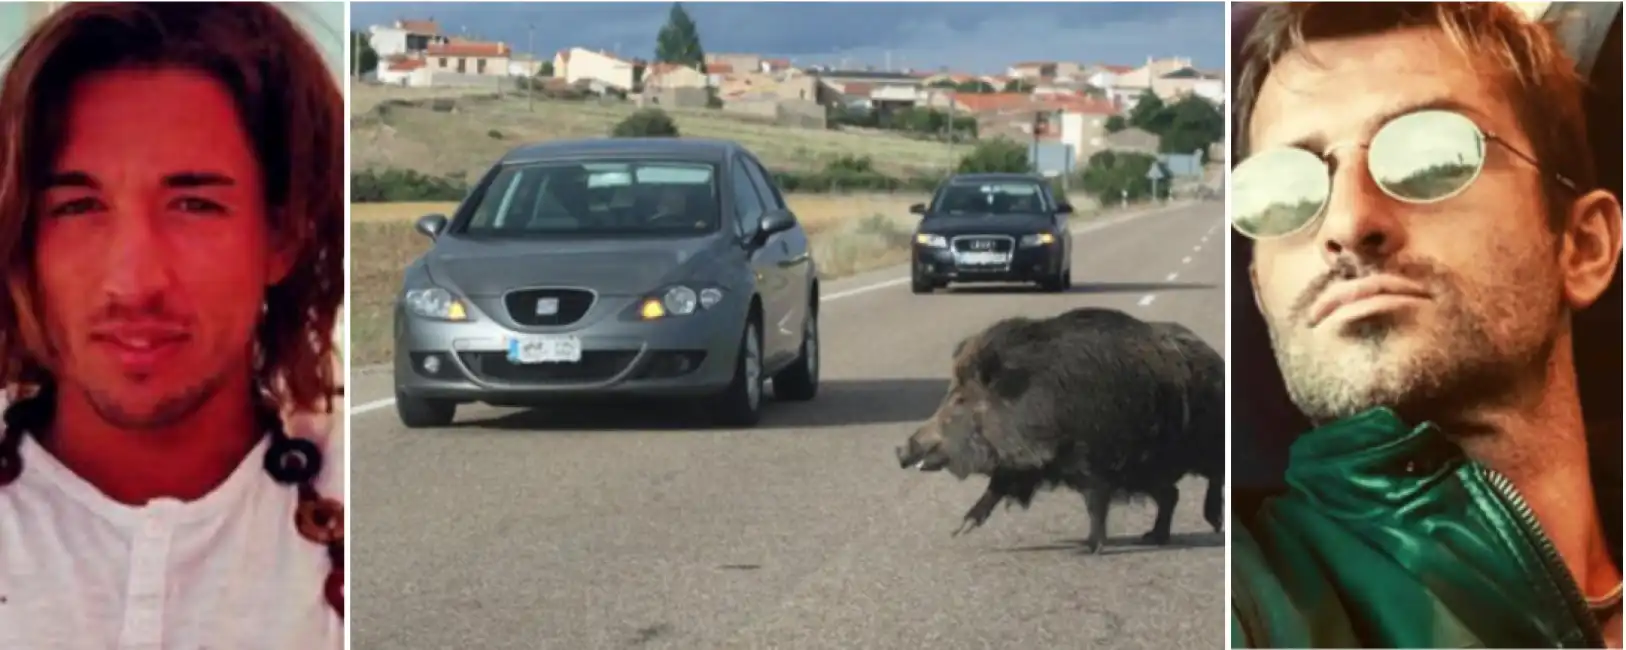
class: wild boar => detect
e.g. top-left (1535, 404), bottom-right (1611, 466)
top-left (895, 307), bottom-right (1225, 553)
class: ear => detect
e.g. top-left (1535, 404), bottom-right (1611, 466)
top-left (974, 346), bottom-right (1031, 401)
top-left (265, 208), bottom-right (300, 287)
top-left (1559, 189), bottom-right (1623, 311)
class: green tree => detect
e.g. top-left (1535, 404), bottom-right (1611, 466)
top-left (1128, 90), bottom-right (1169, 133)
top-left (655, 3), bottom-right (707, 72)
top-left (956, 138), bottom-right (1031, 174)
top-left (611, 108), bottom-right (680, 137)
top-left (1077, 150), bottom-right (1172, 202)
top-left (350, 31), bottom-right (378, 76)
top-left (1104, 114), bottom-right (1128, 133)
top-left (1156, 95), bottom-right (1224, 154)
top-left (538, 60), bottom-right (555, 77)
top-left (1003, 79), bottom-right (1035, 93)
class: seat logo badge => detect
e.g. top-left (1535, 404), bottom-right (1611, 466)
top-left (536, 297), bottom-right (560, 316)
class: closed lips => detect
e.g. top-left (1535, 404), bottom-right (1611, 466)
top-left (1308, 276), bottom-right (1429, 326)
top-left (91, 326), bottom-right (190, 349)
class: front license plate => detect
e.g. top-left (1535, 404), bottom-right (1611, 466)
top-left (956, 251), bottom-right (1009, 266)
top-left (506, 335), bottom-right (583, 364)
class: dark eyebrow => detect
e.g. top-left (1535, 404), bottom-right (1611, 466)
top-left (44, 171), bottom-right (98, 190)
top-left (164, 171), bottom-right (236, 189)
top-left (1281, 97), bottom-right (1491, 156)
top-left (43, 171), bottom-right (237, 190)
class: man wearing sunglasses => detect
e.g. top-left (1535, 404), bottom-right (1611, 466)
top-left (1228, 3), bottom-right (1622, 648)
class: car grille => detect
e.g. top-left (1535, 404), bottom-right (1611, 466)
top-left (458, 351), bottom-right (637, 384)
top-left (950, 235), bottom-right (1016, 271)
top-left (504, 288), bottom-right (595, 326)
top-left (951, 236), bottom-right (1015, 253)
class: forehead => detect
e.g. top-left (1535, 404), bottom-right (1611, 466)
top-left (55, 66), bottom-right (253, 168)
top-left (1248, 26), bottom-right (1522, 153)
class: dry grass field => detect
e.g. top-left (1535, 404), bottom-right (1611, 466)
top-left (350, 84), bottom-right (962, 181)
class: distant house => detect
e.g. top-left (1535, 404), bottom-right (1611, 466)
top-left (423, 40), bottom-right (510, 77)
top-left (554, 47), bottom-right (637, 92)
top-left (367, 18), bottom-right (447, 58)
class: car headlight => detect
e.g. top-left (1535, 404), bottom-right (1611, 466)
top-left (639, 284), bottom-right (725, 320)
top-left (915, 233), bottom-right (947, 248)
top-left (403, 286), bottom-right (475, 321)
top-left (1020, 232), bottom-right (1058, 247)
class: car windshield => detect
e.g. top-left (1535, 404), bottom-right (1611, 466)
top-left (456, 159), bottom-right (721, 237)
top-left (929, 180), bottom-right (1048, 216)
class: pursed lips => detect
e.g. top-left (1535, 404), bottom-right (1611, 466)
top-left (1307, 275), bottom-right (1431, 327)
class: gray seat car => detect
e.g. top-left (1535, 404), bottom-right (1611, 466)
top-left (392, 137), bottom-right (821, 428)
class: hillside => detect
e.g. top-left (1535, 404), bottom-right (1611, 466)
top-left (350, 84), bottom-right (964, 183)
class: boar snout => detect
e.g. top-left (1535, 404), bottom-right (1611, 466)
top-left (896, 424), bottom-right (948, 472)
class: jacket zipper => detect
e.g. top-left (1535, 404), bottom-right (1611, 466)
top-left (1479, 465), bottom-right (1605, 647)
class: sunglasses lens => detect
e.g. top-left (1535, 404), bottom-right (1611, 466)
top-left (1231, 146), bottom-right (1331, 238)
top-left (1369, 110), bottom-right (1486, 202)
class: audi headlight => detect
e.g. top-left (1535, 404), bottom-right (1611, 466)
top-left (915, 233), bottom-right (948, 248)
top-left (1020, 232), bottom-right (1057, 247)
top-left (403, 287), bottom-right (474, 321)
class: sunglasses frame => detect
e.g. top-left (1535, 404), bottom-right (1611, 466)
top-left (1231, 109), bottom-right (1578, 241)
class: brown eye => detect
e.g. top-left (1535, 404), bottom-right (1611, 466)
top-left (47, 197), bottom-right (102, 218)
top-left (171, 197), bottom-right (226, 214)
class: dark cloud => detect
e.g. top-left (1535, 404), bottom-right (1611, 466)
top-left (351, 2), bottom-right (1224, 73)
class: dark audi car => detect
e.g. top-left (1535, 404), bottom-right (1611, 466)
top-left (392, 138), bottom-right (821, 429)
top-left (909, 173), bottom-right (1075, 293)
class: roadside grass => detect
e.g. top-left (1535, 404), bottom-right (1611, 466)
top-left (350, 85), bottom-right (962, 180)
top-left (349, 194), bottom-right (1147, 367)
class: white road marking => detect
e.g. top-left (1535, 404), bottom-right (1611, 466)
top-left (1193, 244), bottom-right (1202, 252)
top-left (1181, 256), bottom-right (1192, 264)
top-left (1166, 272), bottom-right (1179, 281)
top-left (1137, 294), bottom-right (1156, 307)
top-left (354, 203), bottom-right (1203, 418)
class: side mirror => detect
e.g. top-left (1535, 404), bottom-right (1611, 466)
top-left (1056, 202), bottom-right (1075, 215)
top-left (415, 213), bottom-right (449, 239)
top-left (751, 209), bottom-right (796, 247)
top-left (909, 203), bottom-right (927, 215)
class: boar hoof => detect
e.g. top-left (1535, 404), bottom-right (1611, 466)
top-left (1140, 529), bottom-right (1171, 545)
top-left (1081, 539), bottom-right (1105, 555)
top-left (951, 516), bottom-right (984, 538)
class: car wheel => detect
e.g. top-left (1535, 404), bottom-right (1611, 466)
top-left (710, 318), bottom-right (764, 427)
top-left (772, 304), bottom-right (819, 401)
top-left (911, 267), bottom-right (934, 294)
top-left (396, 390), bottom-right (456, 428)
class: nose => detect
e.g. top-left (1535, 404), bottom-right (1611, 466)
top-left (895, 443), bottom-right (915, 467)
top-left (102, 207), bottom-right (173, 303)
top-left (1317, 148), bottom-right (1408, 270)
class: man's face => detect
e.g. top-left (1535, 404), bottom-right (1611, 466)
top-left (34, 67), bottom-right (293, 429)
top-left (1248, 27), bottom-right (1564, 423)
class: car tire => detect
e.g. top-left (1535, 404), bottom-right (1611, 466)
top-left (396, 391), bottom-right (456, 428)
top-left (1040, 265), bottom-right (1068, 292)
top-left (710, 318), bottom-right (764, 427)
top-left (911, 268), bottom-right (934, 294)
top-left (773, 304), bottom-right (819, 402)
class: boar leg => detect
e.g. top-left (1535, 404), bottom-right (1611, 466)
top-left (1141, 482), bottom-right (1180, 545)
top-left (952, 485), bottom-right (1005, 537)
top-left (1204, 478), bottom-right (1223, 534)
top-left (1081, 483), bottom-right (1114, 554)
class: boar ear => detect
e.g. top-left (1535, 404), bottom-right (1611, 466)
top-left (973, 346), bottom-right (1031, 401)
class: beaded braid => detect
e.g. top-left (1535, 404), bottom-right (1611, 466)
top-left (0, 382), bottom-right (345, 618)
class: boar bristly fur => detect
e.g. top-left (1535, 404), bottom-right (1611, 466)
top-left (896, 307), bottom-right (1225, 553)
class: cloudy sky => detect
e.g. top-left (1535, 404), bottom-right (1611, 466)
top-left (351, 2), bottom-right (1225, 74)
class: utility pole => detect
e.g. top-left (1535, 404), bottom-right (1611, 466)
top-left (352, 30), bottom-right (360, 80)
top-left (527, 23), bottom-right (535, 111)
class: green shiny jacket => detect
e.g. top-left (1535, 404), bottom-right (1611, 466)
top-left (1230, 408), bottom-right (1606, 648)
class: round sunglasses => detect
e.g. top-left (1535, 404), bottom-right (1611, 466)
top-left (1229, 109), bottom-right (1576, 240)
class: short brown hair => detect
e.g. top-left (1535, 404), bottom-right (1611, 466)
top-left (0, 1), bottom-right (344, 413)
top-left (1232, 1), bottom-right (1598, 222)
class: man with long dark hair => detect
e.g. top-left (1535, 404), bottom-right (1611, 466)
top-left (0, 3), bottom-right (345, 647)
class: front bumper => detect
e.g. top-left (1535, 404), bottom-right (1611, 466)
top-left (913, 237), bottom-right (1065, 284)
top-left (393, 292), bottom-right (743, 404)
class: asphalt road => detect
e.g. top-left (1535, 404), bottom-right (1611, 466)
top-left (349, 201), bottom-right (1228, 650)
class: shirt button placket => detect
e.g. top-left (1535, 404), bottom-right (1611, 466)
top-left (117, 499), bottom-right (180, 650)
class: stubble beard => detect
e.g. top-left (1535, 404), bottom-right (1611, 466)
top-left (80, 370), bottom-right (231, 431)
top-left (1265, 263), bottom-right (1557, 426)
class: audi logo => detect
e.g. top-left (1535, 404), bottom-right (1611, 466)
top-left (969, 240), bottom-right (993, 250)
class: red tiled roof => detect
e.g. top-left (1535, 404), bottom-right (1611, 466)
top-left (398, 19), bottom-right (439, 35)
top-left (953, 92), bottom-right (1036, 113)
top-left (428, 40), bottom-right (509, 58)
top-left (706, 62), bottom-right (734, 74)
top-left (387, 58), bottom-right (426, 72)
